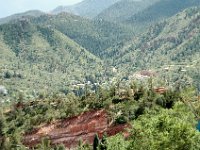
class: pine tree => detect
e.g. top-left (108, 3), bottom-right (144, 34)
top-left (93, 134), bottom-right (99, 150)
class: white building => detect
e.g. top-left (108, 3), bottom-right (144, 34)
top-left (0, 85), bottom-right (8, 96)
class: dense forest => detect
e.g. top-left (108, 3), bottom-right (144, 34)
top-left (0, 0), bottom-right (200, 149)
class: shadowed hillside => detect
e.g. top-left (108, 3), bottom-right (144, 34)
top-left (97, 0), bottom-right (159, 23)
top-left (127, 0), bottom-right (200, 26)
top-left (31, 13), bottom-right (133, 56)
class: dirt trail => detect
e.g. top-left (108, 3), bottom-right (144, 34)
top-left (23, 109), bottom-right (129, 149)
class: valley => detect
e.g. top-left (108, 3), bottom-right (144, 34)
top-left (0, 0), bottom-right (200, 149)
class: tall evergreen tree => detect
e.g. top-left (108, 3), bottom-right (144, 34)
top-left (93, 134), bottom-right (100, 150)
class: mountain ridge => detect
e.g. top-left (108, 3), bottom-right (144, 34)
top-left (97, 0), bottom-right (159, 22)
top-left (126, 0), bottom-right (200, 26)
top-left (52, 0), bottom-right (121, 18)
top-left (106, 7), bottom-right (200, 76)
top-left (0, 10), bottom-right (45, 25)
top-left (0, 18), bottom-right (103, 97)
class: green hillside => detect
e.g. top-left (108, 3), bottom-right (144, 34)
top-left (0, 0), bottom-right (200, 96)
top-left (32, 13), bottom-right (133, 56)
top-left (118, 7), bottom-right (200, 66)
top-left (1, 2), bottom-right (200, 150)
top-left (96, 0), bottom-right (200, 33)
top-left (105, 7), bottom-right (200, 88)
top-left (127, 0), bottom-right (200, 26)
top-left (1, 7), bottom-right (200, 100)
top-left (0, 10), bottom-right (45, 25)
top-left (0, 19), bottom-right (103, 100)
top-left (97, 0), bottom-right (159, 23)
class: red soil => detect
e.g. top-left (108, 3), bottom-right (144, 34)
top-left (154, 87), bottom-right (167, 94)
top-left (23, 109), bottom-right (130, 149)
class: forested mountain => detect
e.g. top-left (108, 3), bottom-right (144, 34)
top-left (127, 0), bottom-right (200, 26)
top-left (52, 0), bottom-right (120, 18)
top-left (96, 0), bottom-right (200, 34)
top-left (0, 6), bottom-right (200, 99)
top-left (31, 13), bottom-right (133, 56)
top-left (97, 0), bottom-right (159, 22)
top-left (114, 7), bottom-right (200, 67)
top-left (0, 11), bottom-right (134, 100)
top-left (104, 7), bottom-right (200, 88)
top-left (1, 1), bottom-right (200, 150)
top-left (0, 12), bottom-right (133, 57)
top-left (0, 18), bottom-right (103, 98)
top-left (0, 10), bottom-right (45, 25)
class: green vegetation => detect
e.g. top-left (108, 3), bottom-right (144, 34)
top-left (32, 13), bottom-right (133, 56)
top-left (97, 0), bottom-right (159, 23)
top-left (0, 18), bottom-right (104, 102)
top-left (1, 80), bottom-right (200, 149)
top-left (104, 7), bottom-right (200, 89)
top-left (97, 0), bottom-right (200, 33)
top-left (0, 0), bottom-right (200, 149)
top-left (128, 102), bottom-right (200, 150)
top-left (126, 0), bottom-right (200, 27)
top-left (0, 10), bottom-right (45, 25)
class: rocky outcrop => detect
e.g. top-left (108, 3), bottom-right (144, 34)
top-left (23, 110), bottom-right (129, 149)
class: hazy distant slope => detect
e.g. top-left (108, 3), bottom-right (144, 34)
top-left (97, 0), bottom-right (159, 22)
top-left (52, 0), bottom-right (120, 18)
top-left (127, 0), bottom-right (200, 26)
top-left (0, 10), bottom-right (45, 25)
